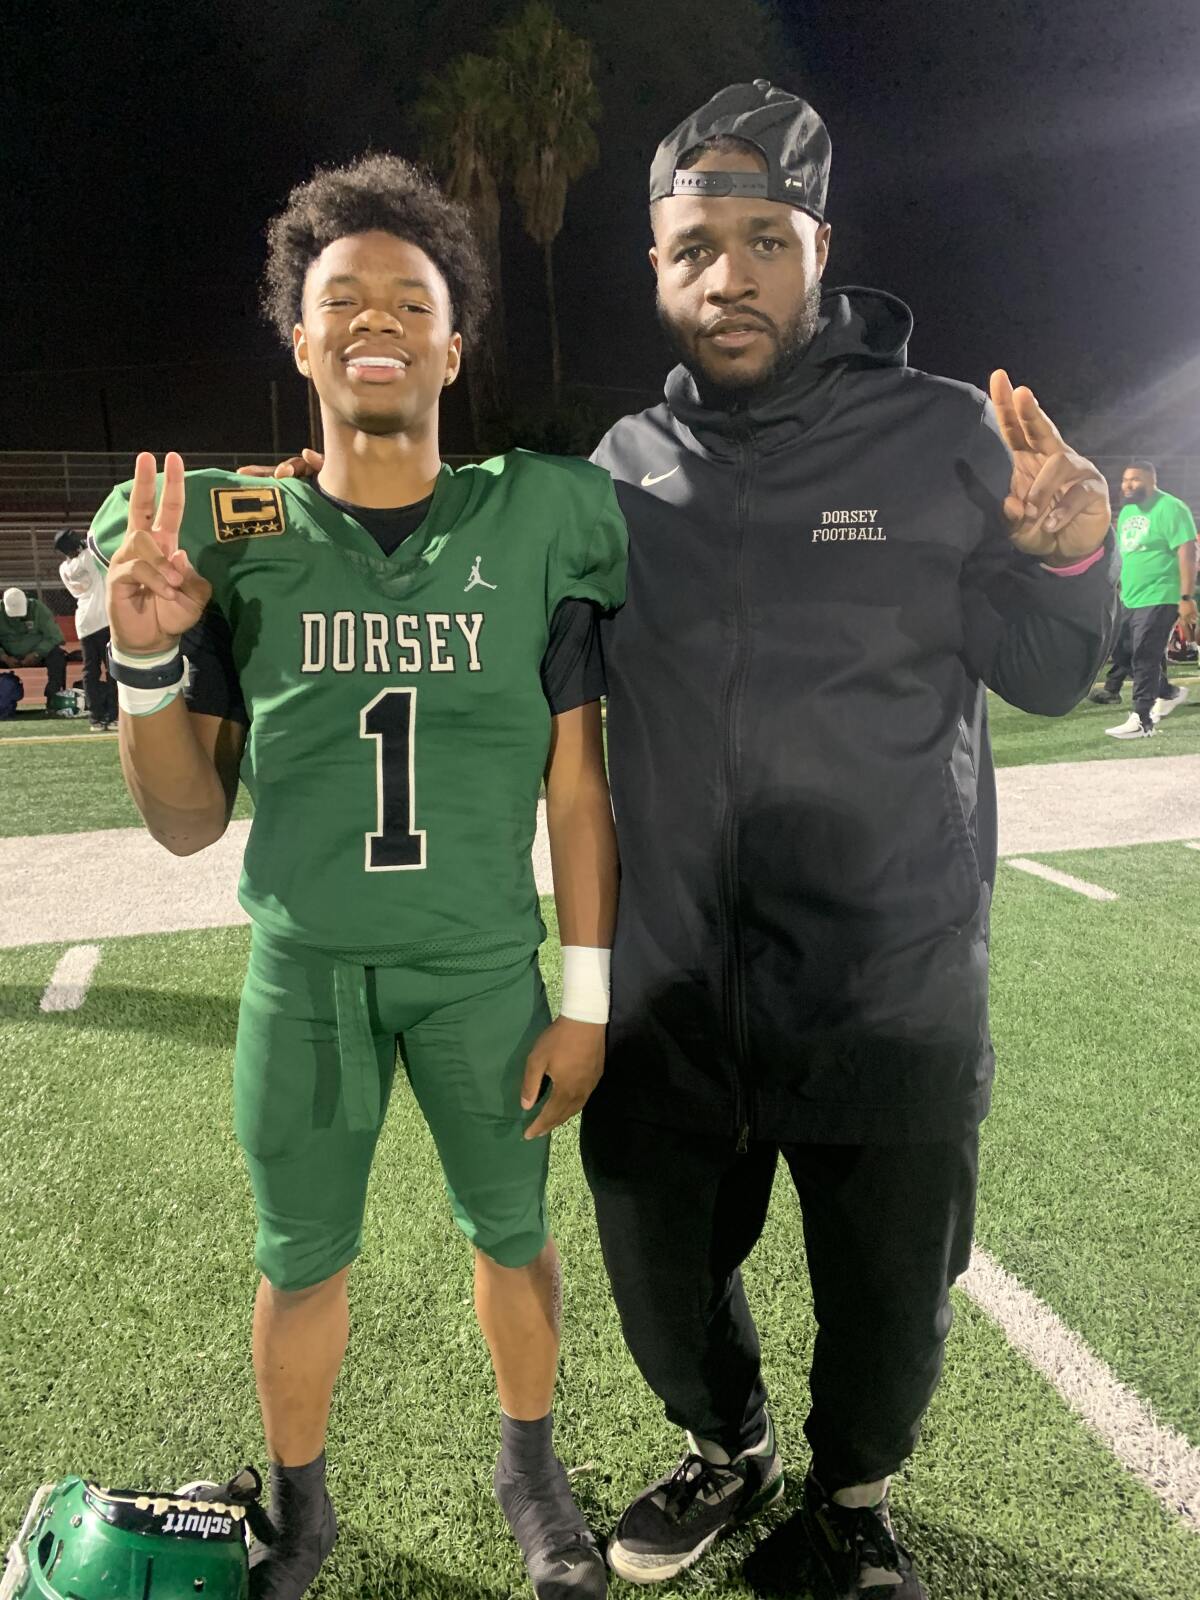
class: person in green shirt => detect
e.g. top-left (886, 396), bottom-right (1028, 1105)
top-left (94, 155), bottom-right (626, 1600)
top-left (0, 588), bottom-right (67, 710)
top-left (1101, 459), bottom-right (1197, 738)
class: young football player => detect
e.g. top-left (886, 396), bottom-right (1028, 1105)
top-left (89, 154), bottom-right (626, 1600)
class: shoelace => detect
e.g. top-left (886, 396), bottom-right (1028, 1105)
top-left (841, 1501), bottom-right (904, 1575)
top-left (660, 1454), bottom-right (739, 1520)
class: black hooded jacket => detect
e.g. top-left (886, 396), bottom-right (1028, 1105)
top-left (590, 287), bottom-right (1118, 1146)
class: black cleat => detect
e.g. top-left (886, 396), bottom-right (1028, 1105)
top-left (1087, 687), bottom-right (1121, 705)
top-left (495, 1456), bottom-right (607, 1598)
top-left (248, 1491), bottom-right (336, 1600)
top-left (799, 1472), bottom-right (926, 1599)
top-left (606, 1413), bottom-right (783, 1585)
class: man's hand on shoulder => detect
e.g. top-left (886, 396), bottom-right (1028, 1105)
top-left (989, 369), bottom-right (1111, 566)
top-left (236, 448), bottom-right (324, 480)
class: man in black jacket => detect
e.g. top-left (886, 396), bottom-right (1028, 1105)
top-left (582, 82), bottom-right (1116, 1599)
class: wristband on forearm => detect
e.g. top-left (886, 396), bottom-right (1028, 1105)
top-left (108, 640), bottom-right (185, 717)
top-left (560, 946), bottom-right (612, 1024)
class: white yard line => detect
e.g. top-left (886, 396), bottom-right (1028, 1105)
top-left (1004, 858), bottom-right (1117, 901)
top-left (962, 1246), bottom-right (1200, 1533)
top-left (39, 943), bottom-right (102, 1012)
top-left (1184, 842), bottom-right (1200, 853)
top-left (0, 733), bottom-right (117, 745)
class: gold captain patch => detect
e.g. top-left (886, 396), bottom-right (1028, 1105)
top-left (210, 485), bottom-right (286, 542)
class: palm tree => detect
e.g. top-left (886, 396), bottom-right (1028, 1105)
top-left (494, 0), bottom-right (600, 403)
top-left (414, 54), bottom-right (512, 451)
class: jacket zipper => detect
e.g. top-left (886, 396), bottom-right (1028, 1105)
top-left (718, 434), bottom-right (755, 1154)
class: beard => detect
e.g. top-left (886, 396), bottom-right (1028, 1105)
top-left (1122, 488), bottom-right (1148, 505)
top-left (657, 281), bottom-right (824, 407)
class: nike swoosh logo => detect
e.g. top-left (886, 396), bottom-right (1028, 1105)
top-left (641, 467), bottom-right (680, 488)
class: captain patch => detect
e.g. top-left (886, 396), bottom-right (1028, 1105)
top-left (210, 485), bottom-right (286, 542)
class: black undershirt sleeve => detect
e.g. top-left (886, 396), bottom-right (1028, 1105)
top-left (540, 598), bottom-right (606, 715)
top-left (182, 604), bottom-right (249, 725)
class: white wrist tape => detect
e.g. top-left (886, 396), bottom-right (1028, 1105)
top-left (110, 640), bottom-right (186, 718)
top-left (560, 946), bottom-right (612, 1024)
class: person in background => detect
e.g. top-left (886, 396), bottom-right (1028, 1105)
top-left (0, 587), bottom-right (67, 712)
top-left (1100, 459), bottom-right (1196, 739)
top-left (1085, 603), bottom-right (1132, 706)
top-left (55, 527), bottom-right (117, 730)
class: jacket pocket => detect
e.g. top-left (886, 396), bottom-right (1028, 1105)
top-left (941, 748), bottom-right (982, 910)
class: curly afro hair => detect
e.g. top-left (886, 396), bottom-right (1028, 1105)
top-left (262, 153), bottom-right (490, 347)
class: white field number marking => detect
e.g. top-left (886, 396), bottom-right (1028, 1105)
top-left (1005, 858), bottom-right (1117, 901)
top-left (39, 944), bottom-right (101, 1012)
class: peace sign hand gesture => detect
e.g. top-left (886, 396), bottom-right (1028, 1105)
top-left (990, 370), bottom-right (1111, 565)
top-left (106, 452), bottom-right (212, 654)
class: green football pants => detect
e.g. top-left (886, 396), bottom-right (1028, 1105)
top-left (234, 926), bottom-right (553, 1290)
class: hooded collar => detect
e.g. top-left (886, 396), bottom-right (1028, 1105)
top-left (664, 285), bottom-right (912, 459)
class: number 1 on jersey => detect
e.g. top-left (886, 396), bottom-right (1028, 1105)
top-left (361, 688), bottom-right (427, 871)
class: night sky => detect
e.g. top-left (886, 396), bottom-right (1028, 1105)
top-left (5, 0), bottom-right (1199, 459)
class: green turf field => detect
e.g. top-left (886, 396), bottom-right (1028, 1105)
top-left (0, 730), bottom-right (253, 835)
top-left (2, 864), bottom-right (1199, 1596)
top-left (986, 845), bottom-right (1200, 1444)
top-left (985, 659), bottom-right (1200, 766)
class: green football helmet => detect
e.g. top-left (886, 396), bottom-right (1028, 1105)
top-left (1, 1469), bottom-right (265, 1600)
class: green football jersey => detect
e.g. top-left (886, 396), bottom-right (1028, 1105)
top-left (90, 452), bottom-right (627, 966)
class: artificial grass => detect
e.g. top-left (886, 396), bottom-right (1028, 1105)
top-left (982, 842), bottom-right (1200, 1445)
top-left (0, 738), bottom-right (253, 836)
top-left (2, 907), bottom-right (1200, 1596)
top-left (0, 714), bottom-right (107, 737)
top-left (987, 660), bottom-right (1200, 768)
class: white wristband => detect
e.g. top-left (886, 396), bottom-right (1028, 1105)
top-left (560, 946), bottom-right (612, 1024)
top-left (110, 640), bottom-right (186, 718)
top-left (116, 677), bottom-right (185, 717)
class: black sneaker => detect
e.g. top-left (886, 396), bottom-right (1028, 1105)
top-left (606, 1413), bottom-right (783, 1584)
top-left (800, 1472), bottom-right (926, 1599)
top-left (1087, 687), bottom-right (1121, 705)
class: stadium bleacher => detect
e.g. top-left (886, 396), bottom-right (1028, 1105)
top-left (0, 452), bottom-right (272, 713)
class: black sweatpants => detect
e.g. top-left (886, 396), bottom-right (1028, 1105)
top-left (580, 1110), bottom-right (978, 1492)
top-left (1123, 603), bottom-right (1179, 725)
top-left (1102, 606), bottom-right (1135, 694)
top-left (80, 627), bottom-right (115, 723)
top-left (39, 644), bottom-right (66, 703)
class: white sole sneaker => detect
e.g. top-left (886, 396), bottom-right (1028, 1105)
top-left (1151, 685), bottom-right (1189, 722)
top-left (606, 1418), bottom-right (785, 1585)
top-left (1105, 712), bottom-right (1158, 739)
top-left (607, 1476), bottom-right (785, 1584)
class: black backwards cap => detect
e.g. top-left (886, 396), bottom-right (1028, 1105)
top-left (649, 79), bottom-right (831, 222)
